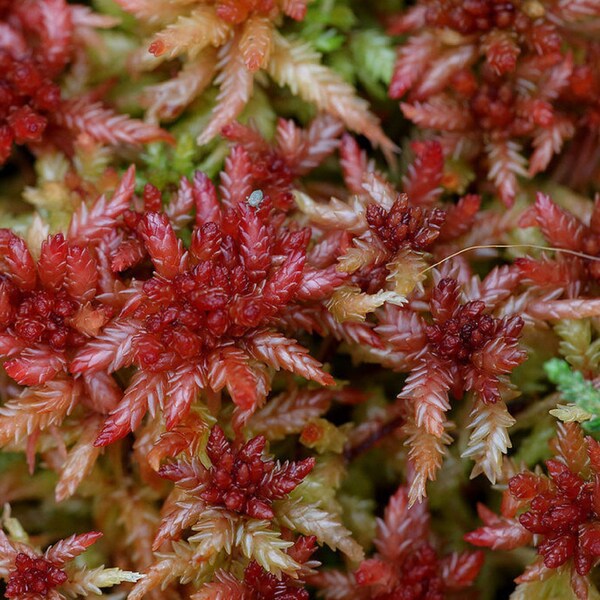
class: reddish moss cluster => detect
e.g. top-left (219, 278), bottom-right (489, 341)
top-left (426, 296), bottom-right (497, 364)
top-left (4, 1), bottom-right (600, 591)
top-left (424, 0), bottom-right (518, 33)
top-left (0, 230), bottom-right (110, 386)
top-left (132, 201), bottom-right (309, 373)
top-left (160, 425), bottom-right (315, 520)
top-left (314, 487), bottom-right (483, 599)
top-left (0, 0), bottom-right (70, 163)
top-left (512, 459), bottom-right (600, 575)
top-left (466, 424), bottom-right (600, 593)
top-left (389, 0), bottom-right (600, 203)
top-left (6, 553), bottom-right (67, 599)
top-left (0, 276), bottom-right (84, 352)
top-left (222, 117), bottom-right (343, 210)
top-left (0, 50), bottom-right (61, 163)
top-left (366, 196), bottom-right (446, 253)
top-left (518, 192), bottom-right (600, 289)
top-left (416, 277), bottom-right (524, 404)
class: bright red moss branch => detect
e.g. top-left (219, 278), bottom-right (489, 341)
top-left (65, 159), bottom-right (338, 446)
top-left (0, 229), bottom-right (112, 386)
top-left (375, 273), bottom-right (525, 502)
top-left (466, 423), bottom-right (600, 598)
top-left (365, 195), bottom-right (446, 253)
top-left (0, 523), bottom-right (127, 599)
top-left (222, 115), bottom-right (344, 210)
top-left (200, 535), bottom-right (318, 599)
top-left (159, 424), bottom-right (315, 520)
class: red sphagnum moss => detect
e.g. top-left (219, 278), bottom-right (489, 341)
top-left (4, 1), bottom-right (600, 598)
top-left (159, 424), bottom-right (315, 520)
top-left (466, 423), bottom-right (600, 598)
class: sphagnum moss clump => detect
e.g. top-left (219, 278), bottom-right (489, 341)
top-left (2, 1), bottom-right (600, 598)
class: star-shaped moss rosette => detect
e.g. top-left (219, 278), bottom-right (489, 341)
top-left (0, 506), bottom-right (141, 599)
top-left (158, 425), bottom-right (316, 522)
top-left (71, 172), bottom-right (337, 444)
top-left (466, 423), bottom-right (600, 599)
top-left (128, 425), bottom-right (362, 599)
